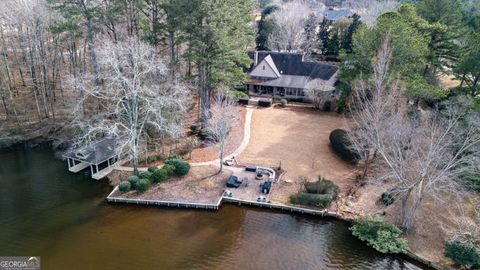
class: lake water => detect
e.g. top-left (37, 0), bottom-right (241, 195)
top-left (0, 144), bottom-right (426, 269)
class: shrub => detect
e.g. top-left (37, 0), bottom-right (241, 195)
top-left (190, 124), bottom-right (199, 134)
top-left (118, 181), bottom-right (131, 192)
top-left (154, 154), bottom-right (164, 161)
top-left (381, 192), bottom-right (395, 206)
top-left (148, 166), bottom-right (158, 173)
top-left (167, 154), bottom-right (183, 160)
top-left (323, 100), bottom-right (332, 112)
top-left (127, 176), bottom-right (140, 189)
top-left (165, 158), bottom-right (190, 176)
top-left (444, 241), bottom-right (480, 267)
top-left (136, 178), bottom-right (150, 192)
top-left (151, 168), bottom-right (168, 183)
top-left (146, 156), bottom-right (156, 163)
top-left (304, 178), bottom-right (340, 198)
top-left (162, 164), bottom-right (176, 175)
top-left (350, 216), bottom-right (409, 254)
top-left (139, 171), bottom-right (152, 181)
top-left (280, 99), bottom-right (288, 107)
top-left (329, 129), bottom-right (360, 163)
top-left (290, 193), bottom-right (335, 208)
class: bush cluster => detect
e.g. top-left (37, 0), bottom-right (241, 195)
top-left (165, 158), bottom-right (191, 176)
top-left (280, 99), bottom-right (288, 107)
top-left (444, 241), bottom-right (480, 267)
top-left (136, 178), bottom-right (150, 192)
top-left (290, 193), bottom-right (335, 208)
top-left (119, 181), bottom-right (131, 192)
top-left (148, 166), bottom-right (159, 173)
top-left (381, 192), bottom-right (395, 206)
top-left (290, 177), bottom-right (340, 208)
top-left (350, 216), bottom-right (409, 254)
top-left (304, 178), bottom-right (340, 197)
top-left (139, 171), bottom-right (152, 180)
top-left (329, 129), bottom-right (360, 163)
top-left (127, 176), bottom-right (140, 189)
top-left (152, 168), bottom-right (168, 183)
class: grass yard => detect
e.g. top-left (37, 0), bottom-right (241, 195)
top-left (237, 106), bottom-right (357, 204)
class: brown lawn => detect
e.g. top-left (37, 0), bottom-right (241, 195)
top-left (237, 106), bottom-right (357, 204)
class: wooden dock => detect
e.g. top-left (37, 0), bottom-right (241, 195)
top-left (106, 187), bottom-right (223, 210)
top-left (106, 186), bottom-right (336, 217)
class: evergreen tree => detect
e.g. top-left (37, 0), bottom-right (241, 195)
top-left (256, 5), bottom-right (278, 51)
top-left (318, 17), bottom-right (330, 55)
top-left (416, 0), bottom-right (465, 77)
top-left (180, 0), bottom-right (254, 126)
top-left (341, 14), bottom-right (362, 53)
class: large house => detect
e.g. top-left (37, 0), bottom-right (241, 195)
top-left (246, 51), bottom-right (338, 98)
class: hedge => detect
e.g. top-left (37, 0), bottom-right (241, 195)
top-left (444, 241), bottom-right (480, 267)
top-left (165, 159), bottom-right (190, 176)
top-left (152, 168), bottom-right (168, 183)
top-left (329, 129), bottom-right (360, 163)
top-left (162, 164), bottom-right (176, 176)
top-left (304, 178), bottom-right (340, 197)
top-left (351, 216), bottom-right (409, 254)
top-left (290, 193), bottom-right (335, 208)
top-left (119, 181), bottom-right (131, 192)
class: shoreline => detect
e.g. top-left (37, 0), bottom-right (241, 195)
top-left (106, 184), bottom-right (442, 270)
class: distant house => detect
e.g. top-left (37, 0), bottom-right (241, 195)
top-left (324, 9), bottom-right (353, 23)
top-left (246, 51), bottom-right (338, 98)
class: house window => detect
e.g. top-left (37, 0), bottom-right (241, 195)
top-left (298, 89), bottom-right (305, 96)
top-left (262, 65), bottom-right (265, 70)
top-left (286, 88), bottom-right (296, 96)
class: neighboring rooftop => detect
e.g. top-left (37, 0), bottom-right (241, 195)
top-left (324, 9), bottom-right (353, 22)
top-left (248, 51), bottom-right (338, 81)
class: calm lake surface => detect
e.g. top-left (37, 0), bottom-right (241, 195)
top-left (0, 144), bottom-right (426, 270)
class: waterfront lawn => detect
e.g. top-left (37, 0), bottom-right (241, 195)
top-left (110, 165), bottom-right (229, 204)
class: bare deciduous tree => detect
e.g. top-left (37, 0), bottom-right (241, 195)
top-left (346, 0), bottom-right (400, 27)
top-left (304, 79), bottom-right (335, 109)
top-left (70, 38), bottom-right (190, 175)
top-left (349, 36), bottom-right (480, 231)
top-left (204, 92), bottom-right (240, 173)
top-left (267, 1), bottom-right (322, 53)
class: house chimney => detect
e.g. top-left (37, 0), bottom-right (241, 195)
top-left (254, 51), bottom-right (258, 66)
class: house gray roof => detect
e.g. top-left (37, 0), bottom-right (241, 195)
top-left (249, 75), bottom-right (310, 89)
top-left (248, 51), bottom-right (338, 81)
top-left (324, 9), bottom-right (353, 22)
top-left (64, 137), bottom-right (122, 164)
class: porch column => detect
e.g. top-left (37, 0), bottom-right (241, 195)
top-left (90, 165), bottom-right (94, 176)
top-left (96, 164), bottom-right (99, 174)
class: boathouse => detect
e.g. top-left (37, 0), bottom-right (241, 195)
top-left (63, 137), bottom-right (123, 180)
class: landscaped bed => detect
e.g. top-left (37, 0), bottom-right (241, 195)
top-left (109, 165), bottom-right (230, 205)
